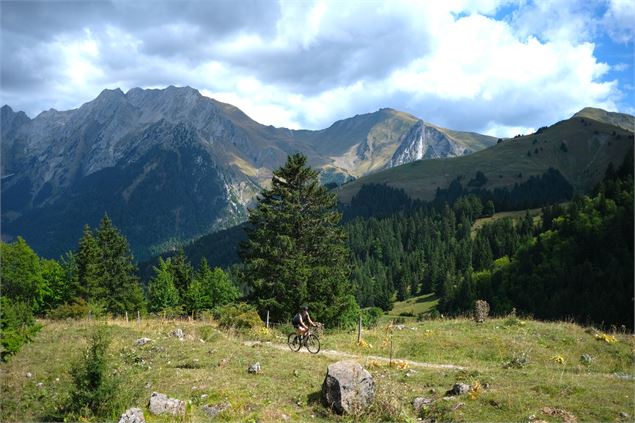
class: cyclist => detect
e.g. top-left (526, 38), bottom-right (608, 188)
top-left (292, 304), bottom-right (316, 339)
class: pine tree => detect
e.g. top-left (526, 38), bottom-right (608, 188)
top-left (240, 153), bottom-right (355, 325)
top-left (148, 258), bottom-right (180, 313)
top-left (94, 215), bottom-right (145, 315)
top-left (186, 259), bottom-right (239, 315)
top-left (168, 249), bottom-right (194, 303)
top-left (75, 225), bottom-right (103, 302)
top-left (0, 237), bottom-right (45, 312)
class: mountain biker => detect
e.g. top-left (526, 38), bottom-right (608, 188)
top-left (292, 304), bottom-right (316, 338)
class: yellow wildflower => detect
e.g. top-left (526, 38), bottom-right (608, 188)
top-left (468, 381), bottom-right (482, 400)
top-left (551, 355), bottom-right (565, 364)
top-left (594, 333), bottom-right (617, 343)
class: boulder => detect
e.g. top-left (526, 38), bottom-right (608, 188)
top-left (118, 407), bottom-right (146, 423)
top-left (135, 338), bottom-right (152, 346)
top-left (322, 360), bottom-right (374, 415)
top-left (202, 401), bottom-right (230, 418)
top-left (148, 392), bottom-right (186, 416)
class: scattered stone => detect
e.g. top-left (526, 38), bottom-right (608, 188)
top-left (145, 382), bottom-right (152, 389)
top-left (483, 383), bottom-right (490, 389)
top-left (148, 392), bottom-right (186, 416)
top-left (170, 329), bottom-right (185, 340)
top-left (412, 397), bottom-right (434, 413)
top-left (281, 413), bottom-right (290, 421)
top-left (201, 394), bottom-right (209, 400)
top-left (36, 382), bottom-right (44, 388)
top-left (55, 378), bottom-right (60, 382)
top-left (394, 324), bottom-right (406, 330)
top-left (614, 372), bottom-right (635, 381)
top-left (118, 407), bottom-right (146, 423)
top-left (26, 372), bottom-right (32, 378)
top-left (429, 388), bottom-right (437, 394)
top-left (442, 396), bottom-right (456, 401)
top-left (293, 369), bottom-right (300, 377)
top-left (540, 407), bottom-right (577, 423)
top-left (619, 412), bottom-right (630, 418)
top-left (447, 383), bottom-right (470, 396)
top-left (248, 362), bottom-right (261, 374)
top-left (322, 360), bottom-right (375, 415)
top-left (202, 401), bottom-right (230, 418)
top-left (580, 354), bottom-right (593, 365)
top-left (406, 369), bottom-right (417, 377)
top-left (135, 338), bottom-right (152, 346)
top-left (452, 402), bottom-right (465, 410)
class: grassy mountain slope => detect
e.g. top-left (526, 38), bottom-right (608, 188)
top-left (1, 318), bottom-right (632, 422)
top-left (338, 114), bottom-right (634, 203)
top-left (573, 107), bottom-right (634, 132)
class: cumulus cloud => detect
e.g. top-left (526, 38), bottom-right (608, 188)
top-left (0, 0), bottom-right (631, 137)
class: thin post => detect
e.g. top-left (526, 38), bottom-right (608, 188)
top-left (357, 314), bottom-right (362, 343)
top-left (266, 310), bottom-right (270, 328)
top-left (125, 311), bottom-right (129, 323)
top-left (137, 310), bottom-right (140, 325)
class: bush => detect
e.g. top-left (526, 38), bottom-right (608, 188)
top-left (214, 303), bottom-right (263, 329)
top-left (474, 299), bottom-right (490, 323)
top-left (361, 307), bottom-right (383, 328)
top-left (1, 297), bottom-right (41, 361)
top-left (47, 300), bottom-right (107, 320)
top-left (64, 326), bottom-right (120, 420)
top-left (399, 311), bottom-right (415, 317)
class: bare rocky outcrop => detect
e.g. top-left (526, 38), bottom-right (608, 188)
top-left (118, 407), bottom-right (145, 423)
top-left (148, 392), bottom-right (186, 416)
top-left (322, 360), bottom-right (374, 415)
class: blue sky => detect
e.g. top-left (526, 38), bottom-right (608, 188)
top-left (1, 0), bottom-right (633, 137)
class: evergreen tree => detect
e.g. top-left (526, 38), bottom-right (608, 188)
top-left (147, 258), bottom-right (180, 313)
top-left (93, 215), bottom-right (145, 314)
top-left (75, 225), bottom-right (103, 302)
top-left (241, 153), bottom-right (355, 325)
top-left (186, 258), bottom-right (239, 315)
top-left (0, 237), bottom-right (45, 312)
top-left (168, 249), bottom-right (194, 302)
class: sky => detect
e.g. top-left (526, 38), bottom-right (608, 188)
top-left (1, 0), bottom-right (633, 137)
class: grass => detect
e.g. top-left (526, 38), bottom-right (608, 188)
top-left (384, 293), bottom-right (439, 321)
top-left (1, 316), bottom-right (633, 422)
top-left (470, 207), bottom-right (543, 237)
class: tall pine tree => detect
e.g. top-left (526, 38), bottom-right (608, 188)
top-left (148, 258), bottom-right (180, 313)
top-left (240, 153), bottom-right (357, 325)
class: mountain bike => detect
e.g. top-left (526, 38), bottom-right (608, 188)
top-left (287, 323), bottom-right (323, 354)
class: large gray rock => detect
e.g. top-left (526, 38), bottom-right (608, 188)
top-left (322, 360), bottom-right (374, 415)
top-left (148, 392), bottom-right (186, 416)
top-left (118, 407), bottom-right (146, 423)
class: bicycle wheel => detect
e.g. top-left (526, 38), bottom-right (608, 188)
top-left (305, 334), bottom-right (321, 354)
top-left (287, 333), bottom-right (301, 351)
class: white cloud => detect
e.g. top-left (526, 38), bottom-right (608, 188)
top-left (1, 0), bottom-right (629, 138)
top-left (603, 0), bottom-right (635, 43)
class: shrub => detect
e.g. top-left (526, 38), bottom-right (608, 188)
top-left (0, 297), bottom-right (41, 361)
top-left (361, 307), bottom-right (383, 328)
top-left (214, 303), bottom-right (263, 329)
top-left (64, 326), bottom-right (120, 420)
top-left (399, 311), bottom-right (415, 317)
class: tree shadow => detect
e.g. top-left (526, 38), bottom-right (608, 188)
top-left (307, 390), bottom-right (322, 406)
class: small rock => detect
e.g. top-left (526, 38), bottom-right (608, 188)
top-left (580, 354), bottom-right (593, 365)
top-left (148, 392), bottom-right (186, 416)
top-left (145, 382), bottom-right (152, 388)
top-left (483, 383), bottom-right (490, 389)
top-left (442, 396), bottom-right (455, 401)
top-left (447, 383), bottom-right (470, 396)
top-left (406, 369), bottom-right (417, 377)
top-left (170, 329), bottom-right (185, 340)
top-left (26, 372), bottom-right (32, 378)
top-left (413, 397), bottom-right (433, 412)
top-left (135, 338), bottom-right (152, 346)
top-left (202, 401), bottom-right (230, 418)
top-left (281, 414), bottom-right (290, 421)
top-left (118, 407), bottom-right (146, 423)
top-left (619, 412), bottom-right (630, 418)
top-left (201, 394), bottom-right (209, 400)
top-left (429, 388), bottom-right (437, 394)
top-left (36, 382), bottom-right (44, 388)
top-left (394, 324), bottom-right (406, 330)
top-left (55, 378), bottom-right (60, 382)
top-left (293, 369), bottom-right (300, 377)
top-left (248, 362), bottom-right (261, 374)
top-left (452, 402), bottom-right (465, 410)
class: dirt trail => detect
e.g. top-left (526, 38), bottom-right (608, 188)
top-left (243, 340), bottom-right (465, 370)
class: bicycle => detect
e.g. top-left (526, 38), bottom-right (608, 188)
top-left (287, 323), bottom-right (323, 354)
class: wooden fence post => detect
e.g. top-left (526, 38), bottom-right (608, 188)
top-left (357, 314), bottom-right (362, 343)
top-left (266, 310), bottom-right (270, 328)
top-left (137, 310), bottom-right (140, 325)
top-left (125, 311), bottom-right (129, 323)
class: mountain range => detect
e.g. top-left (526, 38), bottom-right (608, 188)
top-left (1, 86), bottom-right (497, 259)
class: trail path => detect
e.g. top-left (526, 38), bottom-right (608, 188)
top-left (243, 340), bottom-right (465, 370)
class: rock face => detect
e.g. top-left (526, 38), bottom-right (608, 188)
top-left (390, 120), bottom-right (471, 166)
top-left (118, 407), bottom-right (146, 423)
top-left (322, 360), bottom-right (375, 415)
top-left (148, 392), bottom-right (186, 416)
